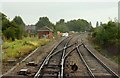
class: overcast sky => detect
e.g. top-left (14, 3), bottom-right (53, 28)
top-left (0, 0), bottom-right (119, 27)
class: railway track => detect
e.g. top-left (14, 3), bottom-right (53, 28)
top-left (34, 34), bottom-right (83, 78)
top-left (63, 36), bottom-right (90, 78)
top-left (76, 41), bottom-right (119, 78)
top-left (59, 35), bottom-right (80, 78)
top-left (2, 34), bottom-right (119, 78)
top-left (34, 35), bottom-right (119, 78)
top-left (34, 35), bottom-right (76, 78)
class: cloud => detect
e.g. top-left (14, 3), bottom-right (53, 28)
top-left (0, 0), bottom-right (119, 2)
top-left (1, 2), bottom-right (118, 26)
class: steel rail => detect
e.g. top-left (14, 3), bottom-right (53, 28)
top-left (45, 42), bottom-right (76, 65)
top-left (63, 43), bottom-right (82, 59)
top-left (63, 47), bottom-right (76, 60)
top-left (34, 37), bottom-right (68, 78)
top-left (76, 45), bottom-right (95, 78)
top-left (82, 43), bottom-right (120, 78)
top-left (60, 35), bottom-right (80, 78)
top-left (45, 37), bottom-right (68, 63)
top-left (59, 37), bottom-right (73, 78)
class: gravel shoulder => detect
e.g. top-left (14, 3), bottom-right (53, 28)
top-left (81, 33), bottom-right (119, 76)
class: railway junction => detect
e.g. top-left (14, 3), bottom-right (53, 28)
top-left (2, 33), bottom-right (119, 78)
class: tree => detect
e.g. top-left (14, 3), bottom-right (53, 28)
top-left (35, 17), bottom-right (54, 30)
top-left (1, 13), bottom-right (11, 31)
top-left (96, 21), bottom-right (99, 27)
top-left (89, 22), bottom-right (92, 26)
top-left (1, 13), bottom-right (26, 40)
top-left (56, 19), bottom-right (65, 25)
top-left (100, 22), bottom-right (102, 26)
top-left (55, 19), bottom-right (69, 32)
top-left (92, 20), bottom-right (119, 55)
top-left (66, 19), bottom-right (91, 32)
top-left (3, 27), bottom-right (16, 41)
top-left (13, 16), bottom-right (25, 26)
top-left (12, 16), bottom-right (25, 39)
top-left (88, 22), bottom-right (93, 32)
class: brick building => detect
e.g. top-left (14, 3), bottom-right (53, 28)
top-left (37, 26), bottom-right (53, 39)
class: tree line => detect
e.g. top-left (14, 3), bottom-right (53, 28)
top-left (1, 12), bottom-right (92, 41)
top-left (92, 21), bottom-right (120, 55)
top-left (36, 17), bottom-right (93, 33)
top-left (1, 12), bottom-right (25, 41)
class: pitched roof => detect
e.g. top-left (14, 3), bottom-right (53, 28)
top-left (25, 25), bottom-right (36, 31)
top-left (37, 26), bottom-right (53, 32)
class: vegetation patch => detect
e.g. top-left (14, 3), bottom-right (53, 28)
top-left (89, 36), bottom-right (120, 64)
top-left (91, 21), bottom-right (120, 64)
top-left (2, 37), bottom-right (50, 62)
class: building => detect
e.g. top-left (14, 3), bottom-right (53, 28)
top-left (25, 25), bottom-right (36, 37)
top-left (25, 25), bottom-right (36, 34)
top-left (37, 26), bottom-right (53, 39)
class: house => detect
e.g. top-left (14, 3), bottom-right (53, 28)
top-left (25, 25), bottom-right (36, 37)
top-left (37, 26), bottom-right (53, 39)
top-left (25, 25), bottom-right (36, 33)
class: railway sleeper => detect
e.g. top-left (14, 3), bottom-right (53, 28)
top-left (26, 61), bottom-right (37, 66)
top-left (44, 65), bottom-right (61, 68)
top-left (42, 73), bottom-right (58, 78)
top-left (41, 69), bottom-right (59, 77)
top-left (17, 69), bottom-right (31, 75)
top-left (93, 73), bottom-right (117, 78)
top-left (94, 73), bottom-right (111, 76)
top-left (42, 68), bottom-right (59, 73)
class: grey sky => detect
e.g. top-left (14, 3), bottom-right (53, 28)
top-left (1, 2), bottom-right (118, 27)
top-left (0, 0), bottom-right (119, 2)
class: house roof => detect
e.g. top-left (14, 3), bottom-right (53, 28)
top-left (37, 26), bottom-right (53, 32)
top-left (25, 25), bottom-right (36, 31)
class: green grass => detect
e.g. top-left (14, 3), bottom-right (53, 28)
top-left (2, 37), bottom-right (50, 62)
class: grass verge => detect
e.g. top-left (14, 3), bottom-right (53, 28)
top-left (2, 37), bottom-right (50, 63)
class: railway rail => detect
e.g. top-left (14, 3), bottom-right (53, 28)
top-left (76, 41), bottom-right (119, 78)
top-left (34, 36), bottom-right (75, 78)
top-left (34, 35), bottom-right (119, 78)
top-left (2, 34), bottom-right (119, 78)
top-left (34, 35), bottom-right (81, 78)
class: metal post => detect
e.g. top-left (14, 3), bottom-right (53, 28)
top-left (0, 9), bottom-right (3, 78)
top-left (0, 8), bottom-right (3, 78)
top-left (0, 39), bottom-right (3, 78)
